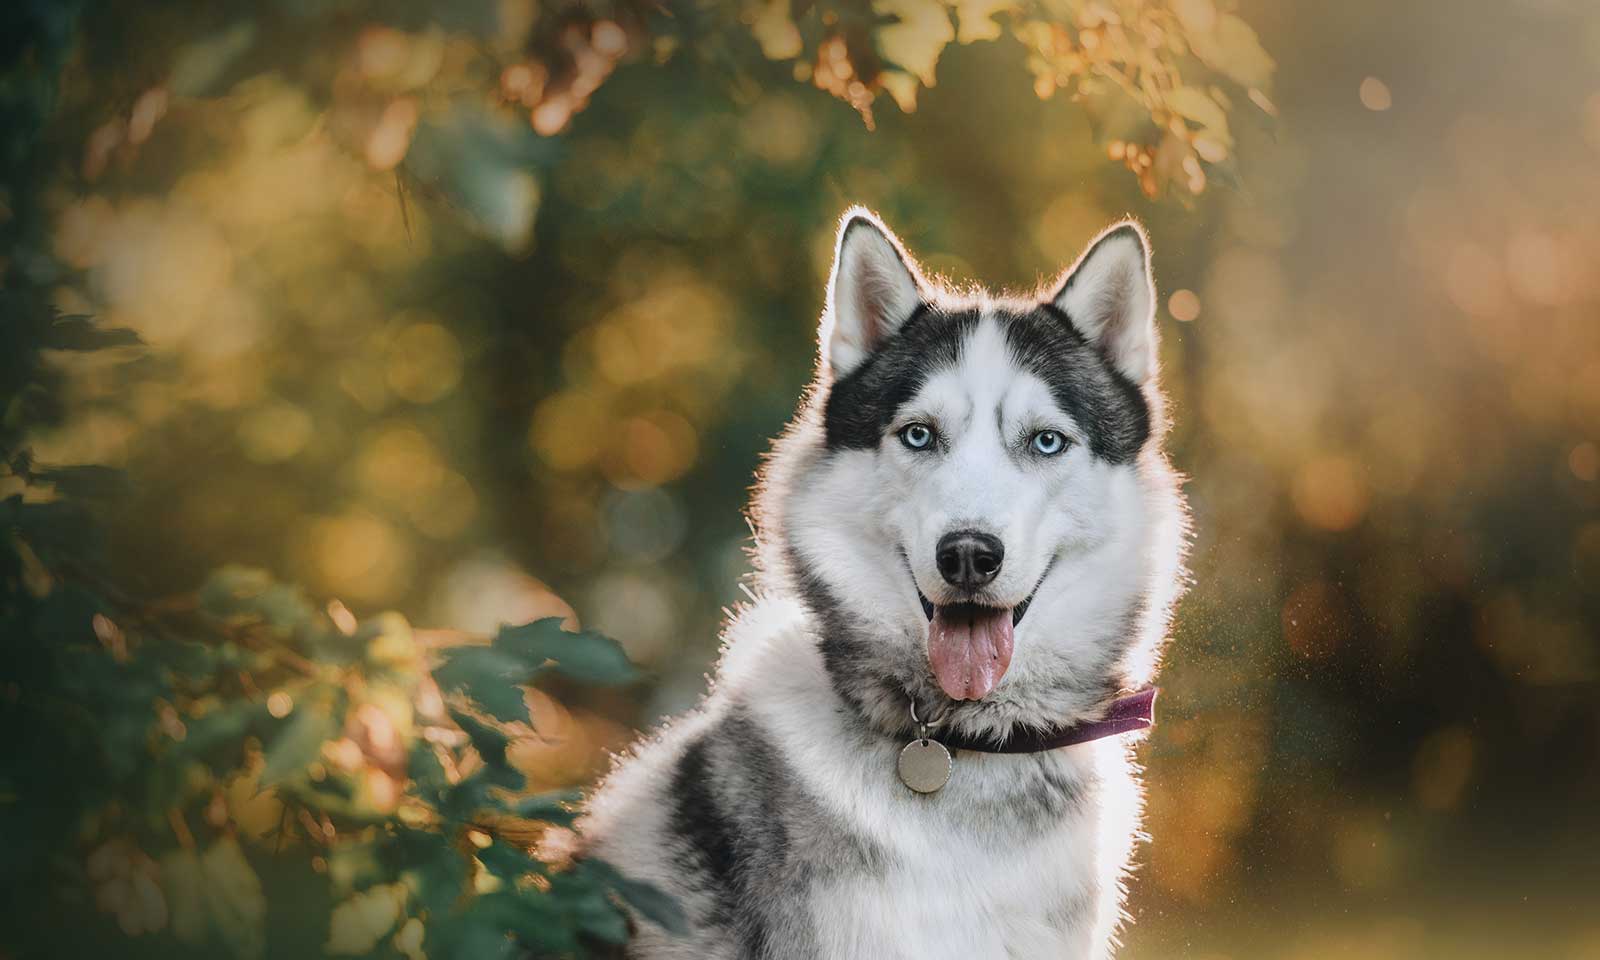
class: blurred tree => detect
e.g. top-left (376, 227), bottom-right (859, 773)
top-left (0, 0), bottom-right (1279, 958)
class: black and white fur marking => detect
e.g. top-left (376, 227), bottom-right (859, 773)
top-left (581, 208), bottom-right (1189, 959)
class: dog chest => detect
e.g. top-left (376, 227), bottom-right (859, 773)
top-left (801, 815), bottom-right (1103, 960)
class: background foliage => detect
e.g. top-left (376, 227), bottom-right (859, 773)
top-left (3, 0), bottom-right (1599, 958)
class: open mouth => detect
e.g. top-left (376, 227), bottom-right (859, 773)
top-left (916, 591), bottom-right (1033, 627)
top-left (920, 600), bottom-right (1015, 701)
top-left (908, 557), bottom-right (1054, 702)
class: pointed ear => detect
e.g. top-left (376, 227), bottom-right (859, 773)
top-left (821, 208), bottom-right (925, 377)
top-left (1050, 222), bottom-right (1158, 384)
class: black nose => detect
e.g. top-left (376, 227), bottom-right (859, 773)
top-left (936, 531), bottom-right (1004, 589)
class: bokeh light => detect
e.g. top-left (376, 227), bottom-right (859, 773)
top-left (11, 0), bottom-right (1600, 956)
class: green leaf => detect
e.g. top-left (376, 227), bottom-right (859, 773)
top-left (441, 708), bottom-right (525, 820)
top-left (578, 903), bottom-right (629, 945)
top-left (493, 618), bottom-right (640, 687)
top-left (475, 891), bottom-right (572, 950)
top-left (582, 859), bottom-right (689, 936)
top-left (169, 21), bottom-right (258, 96)
top-left (476, 840), bottom-right (539, 880)
top-left (390, 829), bottom-right (467, 918)
top-left (510, 789), bottom-right (582, 827)
top-left (446, 708), bottom-right (509, 766)
top-left (328, 838), bottom-right (387, 896)
top-left (161, 848), bottom-right (207, 945)
top-left (30, 464), bottom-right (129, 499)
top-left (408, 740), bottom-right (449, 805)
top-left (433, 646), bottom-right (532, 724)
top-left (41, 314), bottom-right (143, 351)
top-left (325, 882), bottom-right (407, 955)
top-left (609, 874), bottom-right (688, 936)
top-left (430, 914), bottom-right (521, 960)
top-left (260, 697), bottom-right (337, 787)
top-left (549, 876), bottom-right (629, 945)
top-left (177, 699), bottom-right (268, 760)
top-left (14, 501), bottom-right (96, 560)
top-left (159, 635), bottom-right (220, 679)
top-left (441, 774), bottom-right (519, 823)
top-left (406, 104), bottom-right (554, 252)
top-left (198, 566), bottom-right (315, 631)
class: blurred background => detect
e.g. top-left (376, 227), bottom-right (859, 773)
top-left (7, 0), bottom-right (1600, 956)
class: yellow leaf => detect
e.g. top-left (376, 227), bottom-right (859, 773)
top-left (394, 917), bottom-right (427, 960)
top-left (118, 870), bottom-right (169, 936)
top-left (1170, 0), bottom-right (1216, 35)
top-left (162, 840), bottom-right (266, 959)
top-left (224, 771), bottom-right (285, 842)
top-left (880, 70), bottom-right (921, 112)
top-left (1166, 86), bottom-right (1230, 138)
top-left (875, 0), bottom-right (955, 86)
top-left (750, 0), bottom-right (804, 61)
top-left (955, 0), bottom-right (1012, 43)
top-left (326, 883), bottom-right (408, 955)
top-left (161, 849), bottom-right (207, 945)
top-left (1249, 87), bottom-right (1278, 117)
top-left (363, 610), bottom-right (418, 669)
top-left (1193, 134), bottom-right (1229, 163)
top-left (202, 837), bottom-right (267, 960)
top-left (1190, 14), bottom-right (1275, 90)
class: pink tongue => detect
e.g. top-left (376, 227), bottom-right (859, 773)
top-left (927, 606), bottom-right (1015, 700)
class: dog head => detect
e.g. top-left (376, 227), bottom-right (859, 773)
top-left (759, 208), bottom-right (1186, 738)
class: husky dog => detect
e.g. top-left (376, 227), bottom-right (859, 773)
top-left (581, 208), bottom-right (1188, 959)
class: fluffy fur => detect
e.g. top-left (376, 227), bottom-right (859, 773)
top-left (580, 207), bottom-right (1189, 959)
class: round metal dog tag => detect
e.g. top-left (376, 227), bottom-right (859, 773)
top-left (898, 739), bottom-right (952, 793)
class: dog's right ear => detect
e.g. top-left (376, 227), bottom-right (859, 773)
top-left (821, 208), bottom-right (924, 378)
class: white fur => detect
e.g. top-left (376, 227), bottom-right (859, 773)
top-left (588, 597), bottom-right (1143, 960)
top-left (582, 210), bottom-right (1188, 960)
top-left (1052, 225), bottom-right (1158, 384)
top-left (822, 208), bottom-right (927, 377)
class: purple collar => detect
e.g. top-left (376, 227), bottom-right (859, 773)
top-left (935, 687), bottom-right (1158, 754)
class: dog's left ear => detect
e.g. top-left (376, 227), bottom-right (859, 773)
top-left (821, 208), bottom-right (925, 378)
top-left (1049, 222), bottom-right (1157, 384)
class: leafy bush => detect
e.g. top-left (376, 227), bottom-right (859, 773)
top-left (7, 549), bottom-right (681, 958)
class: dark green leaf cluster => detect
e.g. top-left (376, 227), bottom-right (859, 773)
top-left (1, 10), bottom-right (676, 943)
top-left (436, 619), bottom-right (639, 725)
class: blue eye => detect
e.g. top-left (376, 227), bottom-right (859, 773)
top-left (1031, 430), bottom-right (1067, 456)
top-left (899, 423), bottom-right (935, 451)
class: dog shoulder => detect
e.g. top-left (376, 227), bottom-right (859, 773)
top-left (578, 598), bottom-right (835, 955)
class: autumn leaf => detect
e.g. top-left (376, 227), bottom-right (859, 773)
top-left (880, 69), bottom-right (921, 112)
top-left (750, 0), bottom-right (804, 60)
top-left (955, 0), bottom-right (1012, 44)
top-left (161, 849), bottom-right (207, 946)
top-left (874, 0), bottom-right (954, 86)
top-left (205, 838), bottom-right (268, 960)
top-left (1190, 14), bottom-right (1275, 91)
top-left (1167, 86), bottom-right (1231, 139)
top-left (163, 839), bottom-right (267, 960)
